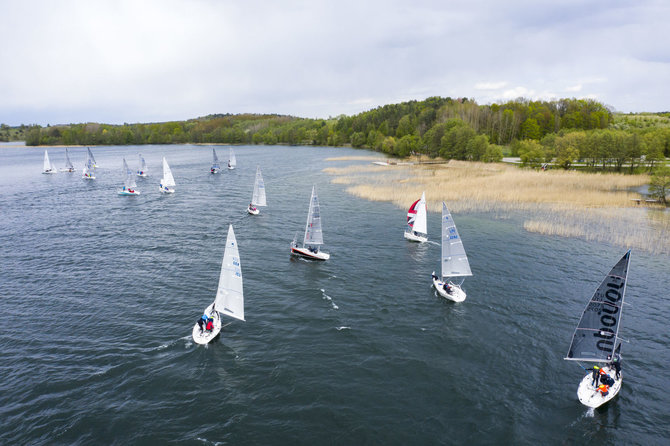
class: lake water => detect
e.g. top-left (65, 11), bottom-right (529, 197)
top-left (1, 144), bottom-right (668, 444)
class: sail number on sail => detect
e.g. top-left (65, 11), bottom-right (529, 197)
top-left (591, 280), bottom-right (624, 354)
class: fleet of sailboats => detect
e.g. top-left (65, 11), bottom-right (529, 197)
top-left (42, 150), bottom-right (57, 174)
top-left (192, 225), bottom-right (245, 345)
top-left (291, 185), bottom-right (330, 260)
top-left (118, 158), bottom-right (140, 195)
top-left (564, 250), bottom-right (630, 408)
top-left (39, 148), bottom-right (638, 411)
top-left (404, 191), bottom-right (428, 242)
top-left (159, 157), bottom-right (176, 193)
top-left (247, 166), bottom-right (267, 215)
top-left (431, 202), bottom-right (472, 302)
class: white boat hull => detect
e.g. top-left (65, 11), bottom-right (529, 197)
top-left (137, 173), bottom-right (147, 177)
top-left (42, 170), bottom-right (58, 174)
top-left (192, 304), bottom-right (222, 345)
top-left (159, 186), bottom-right (175, 194)
top-left (247, 207), bottom-right (260, 215)
top-left (577, 365), bottom-right (622, 408)
top-left (83, 175), bottom-right (95, 180)
top-left (432, 276), bottom-right (466, 302)
top-left (291, 246), bottom-right (330, 260)
top-left (118, 189), bottom-right (140, 196)
top-left (404, 231), bottom-right (427, 243)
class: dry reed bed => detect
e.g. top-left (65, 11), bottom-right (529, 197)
top-left (324, 160), bottom-right (670, 254)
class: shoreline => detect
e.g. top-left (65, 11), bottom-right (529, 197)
top-left (324, 159), bottom-right (670, 255)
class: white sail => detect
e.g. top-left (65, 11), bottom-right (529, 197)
top-left (213, 225), bottom-right (245, 321)
top-left (251, 166), bottom-right (267, 206)
top-left (65, 148), bottom-right (74, 170)
top-left (83, 157), bottom-right (94, 178)
top-left (43, 150), bottom-right (52, 172)
top-left (228, 148), bottom-right (236, 168)
top-left (303, 185), bottom-right (324, 246)
top-left (123, 158), bottom-right (137, 189)
top-left (441, 202), bottom-right (472, 278)
top-left (212, 148), bottom-right (220, 170)
top-left (138, 154), bottom-right (147, 175)
top-left (87, 147), bottom-right (97, 166)
top-left (414, 192), bottom-right (428, 235)
top-left (162, 157), bottom-right (176, 187)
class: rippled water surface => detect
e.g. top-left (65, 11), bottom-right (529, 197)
top-left (1, 144), bottom-right (668, 444)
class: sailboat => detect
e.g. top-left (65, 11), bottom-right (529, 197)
top-left (564, 250), bottom-right (630, 408)
top-left (81, 149), bottom-right (95, 180)
top-left (404, 191), bottom-right (428, 242)
top-left (228, 147), bottom-right (236, 169)
top-left (60, 148), bottom-right (75, 172)
top-left (211, 148), bottom-right (221, 174)
top-left (87, 147), bottom-right (98, 167)
top-left (42, 150), bottom-right (57, 174)
top-left (137, 154), bottom-right (148, 177)
top-left (290, 185), bottom-right (330, 260)
top-left (118, 158), bottom-right (140, 195)
top-left (192, 224), bottom-right (244, 345)
top-left (432, 202), bottom-right (472, 302)
top-left (159, 157), bottom-right (176, 193)
top-left (247, 166), bottom-right (267, 215)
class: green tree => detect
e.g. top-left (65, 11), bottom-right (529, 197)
top-left (482, 144), bottom-right (504, 162)
top-left (520, 118), bottom-right (541, 140)
top-left (649, 166), bottom-right (670, 205)
top-left (518, 140), bottom-right (546, 168)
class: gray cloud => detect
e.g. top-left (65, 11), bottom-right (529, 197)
top-left (1, 0), bottom-right (669, 126)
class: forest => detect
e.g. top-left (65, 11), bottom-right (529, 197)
top-left (4, 97), bottom-right (670, 173)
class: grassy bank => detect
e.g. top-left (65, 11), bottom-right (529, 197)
top-left (324, 159), bottom-right (670, 255)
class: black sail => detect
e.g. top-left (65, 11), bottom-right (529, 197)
top-left (565, 251), bottom-right (630, 363)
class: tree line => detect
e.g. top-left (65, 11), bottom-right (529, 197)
top-left (11, 96), bottom-right (670, 172)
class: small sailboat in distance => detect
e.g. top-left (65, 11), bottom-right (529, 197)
top-left (211, 148), bottom-right (221, 174)
top-left (137, 154), bottom-right (147, 177)
top-left (290, 185), bottom-right (330, 260)
top-left (159, 157), bottom-right (176, 194)
top-left (192, 224), bottom-right (245, 345)
top-left (431, 202), bottom-right (472, 302)
top-left (82, 156), bottom-right (95, 180)
top-left (564, 250), bottom-right (630, 408)
top-left (61, 148), bottom-right (75, 172)
top-left (87, 147), bottom-right (98, 167)
top-left (404, 191), bottom-right (428, 242)
top-left (247, 166), bottom-right (267, 215)
top-left (42, 150), bottom-right (57, 174)
top-left (118, 158), bottom-right (140, 195)
top-left (228, 147), bottom-right (236, 170)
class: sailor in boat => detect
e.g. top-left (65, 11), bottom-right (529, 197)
top-left (591, 366), bottom-right (601, 387)
top-left (197, 314), bottom-right (207, 332)
top-left (443, 283), bottom-right (453, 294)
top-left (597, 383), bottom-right (610, 396)
top-left (612, 356), bottom-right (622, 379)
top-left (249, 203), bottom-right (257, 212)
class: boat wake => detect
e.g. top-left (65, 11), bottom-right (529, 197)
top-left (427, 240), bottom-right (440, 247)
top-left (335, 326), bottom-right (351, 331)
top-left (320, 288), bottom-right (339, 310)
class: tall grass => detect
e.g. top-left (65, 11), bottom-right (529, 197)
top-left (324, 160), bottom-right (670, 254)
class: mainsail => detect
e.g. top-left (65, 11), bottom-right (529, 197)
top-left (65, 148), bottom-right (74, 170)
top-left (43, 150), bottom-right (54, 172)
top-left (441, 202), bottom-right (472, 278)
top-left (212, 148), bottom-right (220, 170)
top-left (565, 251), bottom-right (630, 363)
top-left (303, 185), bottom-right (323, 246)
top-left (83, 157), bottom-right (95, 177)
top-left (87, 147), bottom-right (97, 166)
top-left (123, 158), bottom-right (137, 189)
top-left (228, 148), bottom-right (236, 168)
top-left (214, 225), bottom-right (245, 321)
top-left (251, 166), bottom-right (267, 206)
top-left (407, 192), bottom-right (427, 235)
top-left (138, 154), bottom-right (147, 174)
top-left (162, 158), bottom-right (176, 187)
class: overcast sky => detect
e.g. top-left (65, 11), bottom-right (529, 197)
top-left (1, 0), bottom-right (668, 126)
